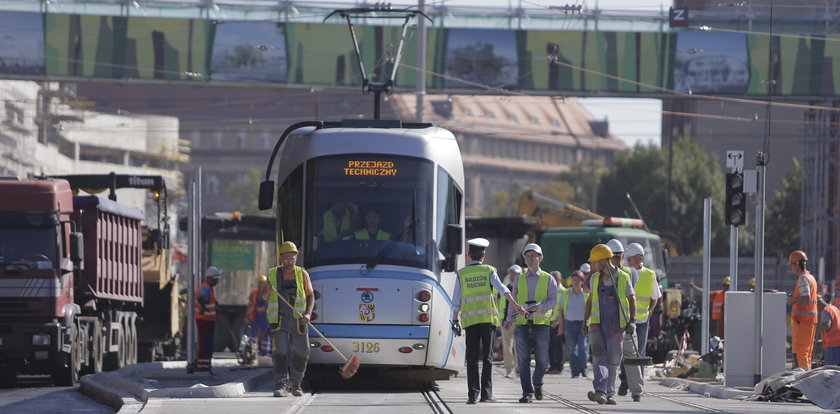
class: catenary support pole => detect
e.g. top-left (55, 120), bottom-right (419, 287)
top-left (415, 0), bottom-right (427, 123)
top-left (754, 152), bottom-right (767, 385)
top-left (702, 198), bottom-right (712, 354)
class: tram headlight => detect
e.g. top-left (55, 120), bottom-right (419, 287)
top-left (416, 290), bottom-right (431, 302)
top-left (418, 303), bottom-right (430, 312)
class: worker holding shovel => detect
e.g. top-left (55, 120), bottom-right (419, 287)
top-left (264, 241), bottom-right (314, 397)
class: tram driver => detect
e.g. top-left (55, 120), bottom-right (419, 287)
top-left (354, 209), bottom-right (391, 241)
top-left (321, 201), bottom-right (354, 242)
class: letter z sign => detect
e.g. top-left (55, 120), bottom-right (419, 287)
top-left (669, 7), bottom-right (689, 27)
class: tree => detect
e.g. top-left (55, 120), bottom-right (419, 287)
top-left (764, 157), bottom-right (802, 258)
top-left (485, 180), bottom-right (575, 217)
top-left (226, 169), bottom-right (271, 216)
top-left (597, 138), bottom-right (727, 256)
top-left (554, 160), bottom-right (603, 211)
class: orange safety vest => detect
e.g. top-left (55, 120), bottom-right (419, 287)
top-left (194, 281), bottom-right (217, 322)
top-left (824, 304), bottom-right (840, 349)
top-left (711, 290), bottom-right (725, 321)
top-left (247, 289), bottom-right (259, 322)
top-left (792, 273), bottom-right (818, 324)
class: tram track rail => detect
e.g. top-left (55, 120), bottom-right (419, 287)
top-left (646, 391), bottom-right (730, 413)
top-left (418, 382), bottom-right (454, 414)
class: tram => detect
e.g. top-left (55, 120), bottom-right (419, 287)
top-left (258, 119), bottom-right (467, 380)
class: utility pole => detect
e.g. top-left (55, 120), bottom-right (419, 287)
top-left (415, 0), bottom-right (427, 122)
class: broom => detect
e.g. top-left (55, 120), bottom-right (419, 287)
top-left (610, 268), bottom-right (654, 367)
top-left (269, 285), bottom-right (361, 379)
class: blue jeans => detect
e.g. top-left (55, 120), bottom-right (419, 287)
top-left (825, 346), bottom-right (840, 366)
top-left (565, 320), bottom-right (589, 376)
top-left (515, 324), bottom-right (550, 395)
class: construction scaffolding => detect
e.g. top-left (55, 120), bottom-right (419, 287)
top-left (800, 100), bottom-right (840, 283)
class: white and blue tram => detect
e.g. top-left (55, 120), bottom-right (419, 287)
top-left (259, 119), bottom-right (467, 380)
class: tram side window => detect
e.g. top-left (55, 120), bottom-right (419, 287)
top-left (436, 167), bottom-right (462, 261)
top-left (277, 165), bottom-right (303, 249)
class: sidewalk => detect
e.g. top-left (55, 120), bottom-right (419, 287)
top-left (80, 357), bottom-right (272, 413)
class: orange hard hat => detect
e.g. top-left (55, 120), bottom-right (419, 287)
top-left (788, 250), bottom-right (807, 264)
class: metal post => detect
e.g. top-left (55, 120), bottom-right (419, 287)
top-left (415, 0), bottom-right (427, 122)
top-left (186, 179), bottom-right (196, 373)
top-left (730, 226), bottom-right (739, 291)
top-left (754, 152), bottom-right (767, 385)
top-left (702, 198), bottom-right (712, 353)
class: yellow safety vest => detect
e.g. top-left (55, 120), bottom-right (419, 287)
top-left (515, 271), bottom-right (553, 325)
top-left (324, 210), bottom-right (350, 242)
top-left (634, 267), bottom-right (656, 321)
top-left (588, 268), bottom-right (632, 328)
top-left (553, 284), bottom-right (568, 322)
top-left (354, 229), bottom-right (390, 240)
top-left (267, 266), bottom-right (307, 323)
top-left (457, 264), bottom-right (500, 327)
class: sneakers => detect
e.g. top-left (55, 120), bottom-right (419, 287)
top-left (273, 387), bottom-right (288, 398)
top-left (479, 396), bottom-right (497, 403)
top-left (571, 374), bottom-right (579, 379)
top-left (606, 396), bottom-right (617, 405)
top-left (581, 372), bottom-right (588, 378)
top-left (632, 394), bottom-right (641, 402)
top-left (588, 391), bottom-right (607, 404)
top-left (290, 383), bottom-right (303, 397)
top-left (466, 398), bottom-right (477, 405)
top-left (534, 387), bottom-right (543, 400)
top-left (618, 382), bottom-right (629, 396)
top-left (519, 394), bottom-right (533, 403)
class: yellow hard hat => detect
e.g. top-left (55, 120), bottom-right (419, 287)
top-left (723, 276), bottom-right (731, 285)
top-left (748, 278), bottom-right (755, 287)
top-left (564, 277), bottom-right (572, 288)
top-left (257, 274), bottom-right (267, 283)
top-left (588, 244), bottom-right (613, 263)
top-left (279, 241), bottom-right (299, 255)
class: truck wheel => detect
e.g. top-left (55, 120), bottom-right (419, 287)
top-left (104, 325), bottom-right (125, 371)
top-left (55, 325), bottom-right (82, 386)
top-left (127, 320), bottom-right (138, 365)
top-left (86, 322), bottom-right (103, 374)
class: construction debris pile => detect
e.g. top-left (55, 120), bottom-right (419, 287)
top-left (748, 366), bottom-right (840, 410)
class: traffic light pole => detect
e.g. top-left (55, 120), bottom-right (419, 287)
top-left (754, 152), bottom-right (768, 385)
top-left (730, 226), bottom-right (738, 291)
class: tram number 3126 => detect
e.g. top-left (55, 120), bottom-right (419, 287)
top-left (352, 341), bottom-right (380, 353)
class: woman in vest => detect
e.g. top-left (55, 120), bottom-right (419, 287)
top-left (560, 270), bottom-right (590, 379)
top-left (584, 244), bottom-right (636, 406)
top-left (507, 243), bottom-right (557, 403)
top-left (263, 241), bottom-right (314, 397)
top-left (195, 266), bottom-right (222, 373)
top-left (452, 238), bottom-right (524, 404)
top-left (787, 250), bottom-right (818, 370)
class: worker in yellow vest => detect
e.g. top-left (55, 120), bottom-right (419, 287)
top-left (584, 244), bottom-right (636, 406)
top-left (322, 201), bottom-right (352, 242)
top-left (354, 209), bottom-right (390, 240)
top-left (263, 241), bottom-right (314, 397)
top-left (507, 243), bottom-right (557, 403)
top-left (499, 265), bottom-right (521, 378)
top-left (194, 266), bottom-right (222, 373)
top-left (787, 250), bottom-right (818, 370)
top-left (452, 238), bottom-right (524, 404)
top-left (619, 242), bottom-right (660, 402)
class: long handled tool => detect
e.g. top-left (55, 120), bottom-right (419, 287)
top-left (269, 285), bottom-right (361, 379)
top-left (609, 268), bottom-right (653, 367)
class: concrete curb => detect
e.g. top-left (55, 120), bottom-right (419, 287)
top-left (660, 378), bottom-right (754, 399)
top-left (79, 361), bottom-right (272, 413)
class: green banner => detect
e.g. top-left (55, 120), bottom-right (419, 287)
top-left (210, 240), bottom-right (256, 271)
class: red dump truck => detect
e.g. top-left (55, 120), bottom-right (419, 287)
top-left (0, 178), bottom-right (143, 385)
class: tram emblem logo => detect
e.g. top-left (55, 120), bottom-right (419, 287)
top-left (361, 291), bottom-right (374, 303)
top-left (359, 304), bottom-right (376, 322)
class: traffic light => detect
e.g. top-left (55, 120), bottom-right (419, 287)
top-left (725, 172), bottom-right (746, 226)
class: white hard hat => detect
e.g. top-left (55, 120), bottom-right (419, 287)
top-left (606, 239), bottom-right (624, 254)
top-left (626, 242), bottom-right (644, 257)
top-left (579, 263), bottom-right (591, 273)
top-left (509, 264), bottom-right (522, 273)
top-left (205, 266), bottom-right (222, 279)
top-left (522, 243), bottom-right (543, 257)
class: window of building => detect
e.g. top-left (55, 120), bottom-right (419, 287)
top-left (205, 172), bottom-right (220, 195)
top-left (260, 131), bottom-right (271, 149)
top-left (531, 117), bottom-right (540, 125)
top-left (508, 115), bottom-right (518, 123)
top-left (214, 131), bottom-right (224, 148)
top-left (237, 133), bottom-right (247, 149)
top-left (485, 112), bottom-right (495, 119)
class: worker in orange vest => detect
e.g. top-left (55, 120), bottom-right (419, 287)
top-left (195, 266), bottom-right (222, 373)
top-left (690, 276), bottom-right (729, 339)
top-left (246, 275), bottom-right (271, 356)
top-left (817, 296), bottom-right (840, 366)
top-left (787, 250), bottom-right (818, 370)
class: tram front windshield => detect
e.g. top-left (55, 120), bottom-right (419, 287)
top-left (306, 155), bottom-right (433, 270)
